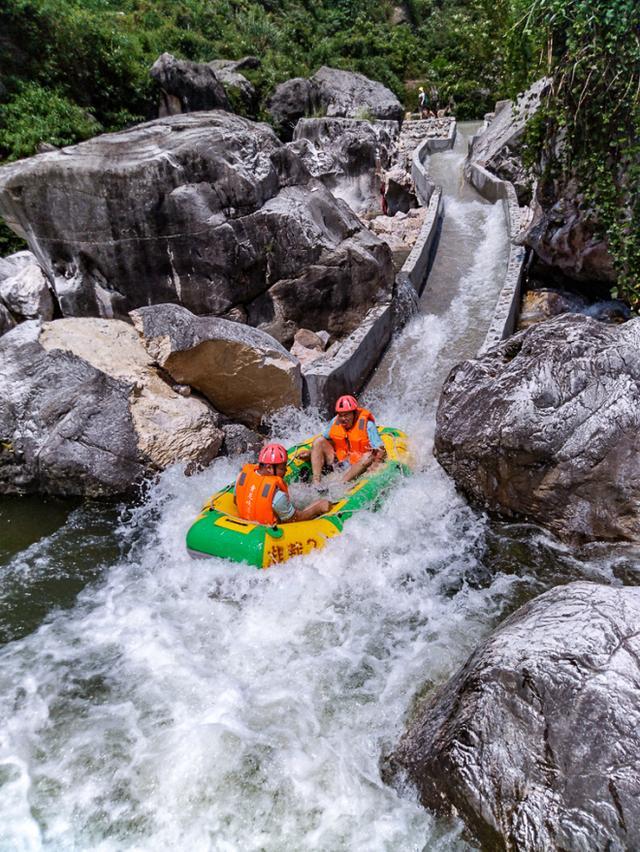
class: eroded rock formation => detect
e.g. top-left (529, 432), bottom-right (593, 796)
top-left (526, 175), bottom-right (616, 284)
top-left (468, 80), bottom-right (617, 287)
top-left (387, 581), bottom-right (640, 851)
top-left (465, 80), bottom-right (549, 204)
top-left (434, 314), bottom-right (640, 543)
top-left (0, 318), bottom-right (223, 496)
top-left (131, 303), bottom-right (302, 427)
top-left (0, 111), bottom-right (393, 344)
top-left (0, 250), bottom-right (54, 325)
top-left (289, 117), bottom-right (399, 215)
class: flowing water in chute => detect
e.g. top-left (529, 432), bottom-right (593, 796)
top-left (0, 123), bottom-right (631, 850)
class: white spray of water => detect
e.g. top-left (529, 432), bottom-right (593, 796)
top-left (0, 128), bottom-right (529, 851)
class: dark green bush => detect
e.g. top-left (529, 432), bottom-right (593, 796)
top-left (0, 83), bottom-right (101, 161)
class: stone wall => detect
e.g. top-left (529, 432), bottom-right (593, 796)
top-left (411, 118), bottom-right (456, 205)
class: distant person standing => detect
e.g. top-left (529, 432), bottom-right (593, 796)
top-left (418, 86), bottom-right (428, 118)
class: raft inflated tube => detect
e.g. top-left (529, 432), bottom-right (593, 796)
top-left (186, 427), bottom-right (411, 568)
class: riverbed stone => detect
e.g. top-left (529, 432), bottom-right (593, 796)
top-left (0, 318), bottom-right (223, 496)
top-left (131, 303), bottom-right (302, 427)
top-left (387, 581), bottom-right (640, 851)
top-left (435, 313), bottom-right (640, 543)
top-left (221, 423), bottom-right (264, 456)
top-left (0, 112), bottom-right (393, 343)
top-left (0, 250), bottom-right (54, 321)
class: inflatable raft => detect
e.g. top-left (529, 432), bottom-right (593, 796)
top-left (186, 427), bottom-right (411, 567)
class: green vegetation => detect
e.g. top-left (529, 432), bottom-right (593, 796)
top-left (0, 0), bottom-right (537, 163)
top-left (520, 0), bottom-right (640, 305)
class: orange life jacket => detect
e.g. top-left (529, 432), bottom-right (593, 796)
top-left (235, 463), bottom-right (290, 525)
top-left (328, 408), bottom-right (376, 464)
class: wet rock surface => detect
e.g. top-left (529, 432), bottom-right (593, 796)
top-left (131, 303), bottom-right (302, 427)
top-left (0, 112), bottom-right (393, 339)
top-left (267, 66), bottom-right (403, 138)
top-left (387, 581), bottom-right (640, 851)
top-left (221, 423), bottom-right (264, 456)
top-left (435, 314), bottom-right (640, 543)
top-left (0, 250), bottom-right (54, 323)
top-left (0, 318), bottom-right (223, 496)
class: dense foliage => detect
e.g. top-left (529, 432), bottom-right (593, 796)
top-left (521, 0), bottom-right (640, 303)
top-left (0, 0), bottom-right (535, 160)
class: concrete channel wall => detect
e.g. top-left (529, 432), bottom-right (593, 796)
top-left (411, 119), bottom-right (457, 205)
top-left (467, 160), bottom-right (529, 355)
top-left (302, 120), bottom-right (455, 412)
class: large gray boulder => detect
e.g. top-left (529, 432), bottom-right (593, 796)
top-left (151, 52), bottom-right (230, 115)
top-left (0, 318), bottom-right (223, 496)
top-left (434, 314), bottom-right (640, 544)
top-left (387, 581), bottom-right (640, 851)
top-left (267, 67), bottom-right (403, 140)
top-left (0, 112), bottom-right (393, 344)
top-left (0, 250), bottom-right (54, 322)
top-left (311, 66), bottom-right (404, 123)
top-left (131, 303), bottom-right (302, 427)
top-left (151, 53), bottom-right (260, 117)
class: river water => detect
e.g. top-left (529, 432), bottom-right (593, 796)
top-left (0, 123), bottom-right (633, 851)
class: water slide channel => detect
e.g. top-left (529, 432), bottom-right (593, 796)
top-left (0, 122), bottom-right (631, 850)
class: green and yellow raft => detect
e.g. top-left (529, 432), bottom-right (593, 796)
top-left (186, 427), bottom-right (411, 568)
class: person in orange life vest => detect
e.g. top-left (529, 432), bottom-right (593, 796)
top-left (310, 395), bottom-right (386, 488)
top-left (235, 443), bottom-right (330, 525)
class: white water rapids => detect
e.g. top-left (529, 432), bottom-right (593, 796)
top-left (0, 123), bottom-right (619, 851)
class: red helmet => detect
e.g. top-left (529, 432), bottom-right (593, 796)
top-left (258, 443), bottom-right (288, 465)
top-left (335, 395), bottom-right (359, 413)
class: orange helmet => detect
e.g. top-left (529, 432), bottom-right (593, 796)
top-left (258, 443), bottom-right (288, 465)
top-left (335, 395), bottom-right (359, 413)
